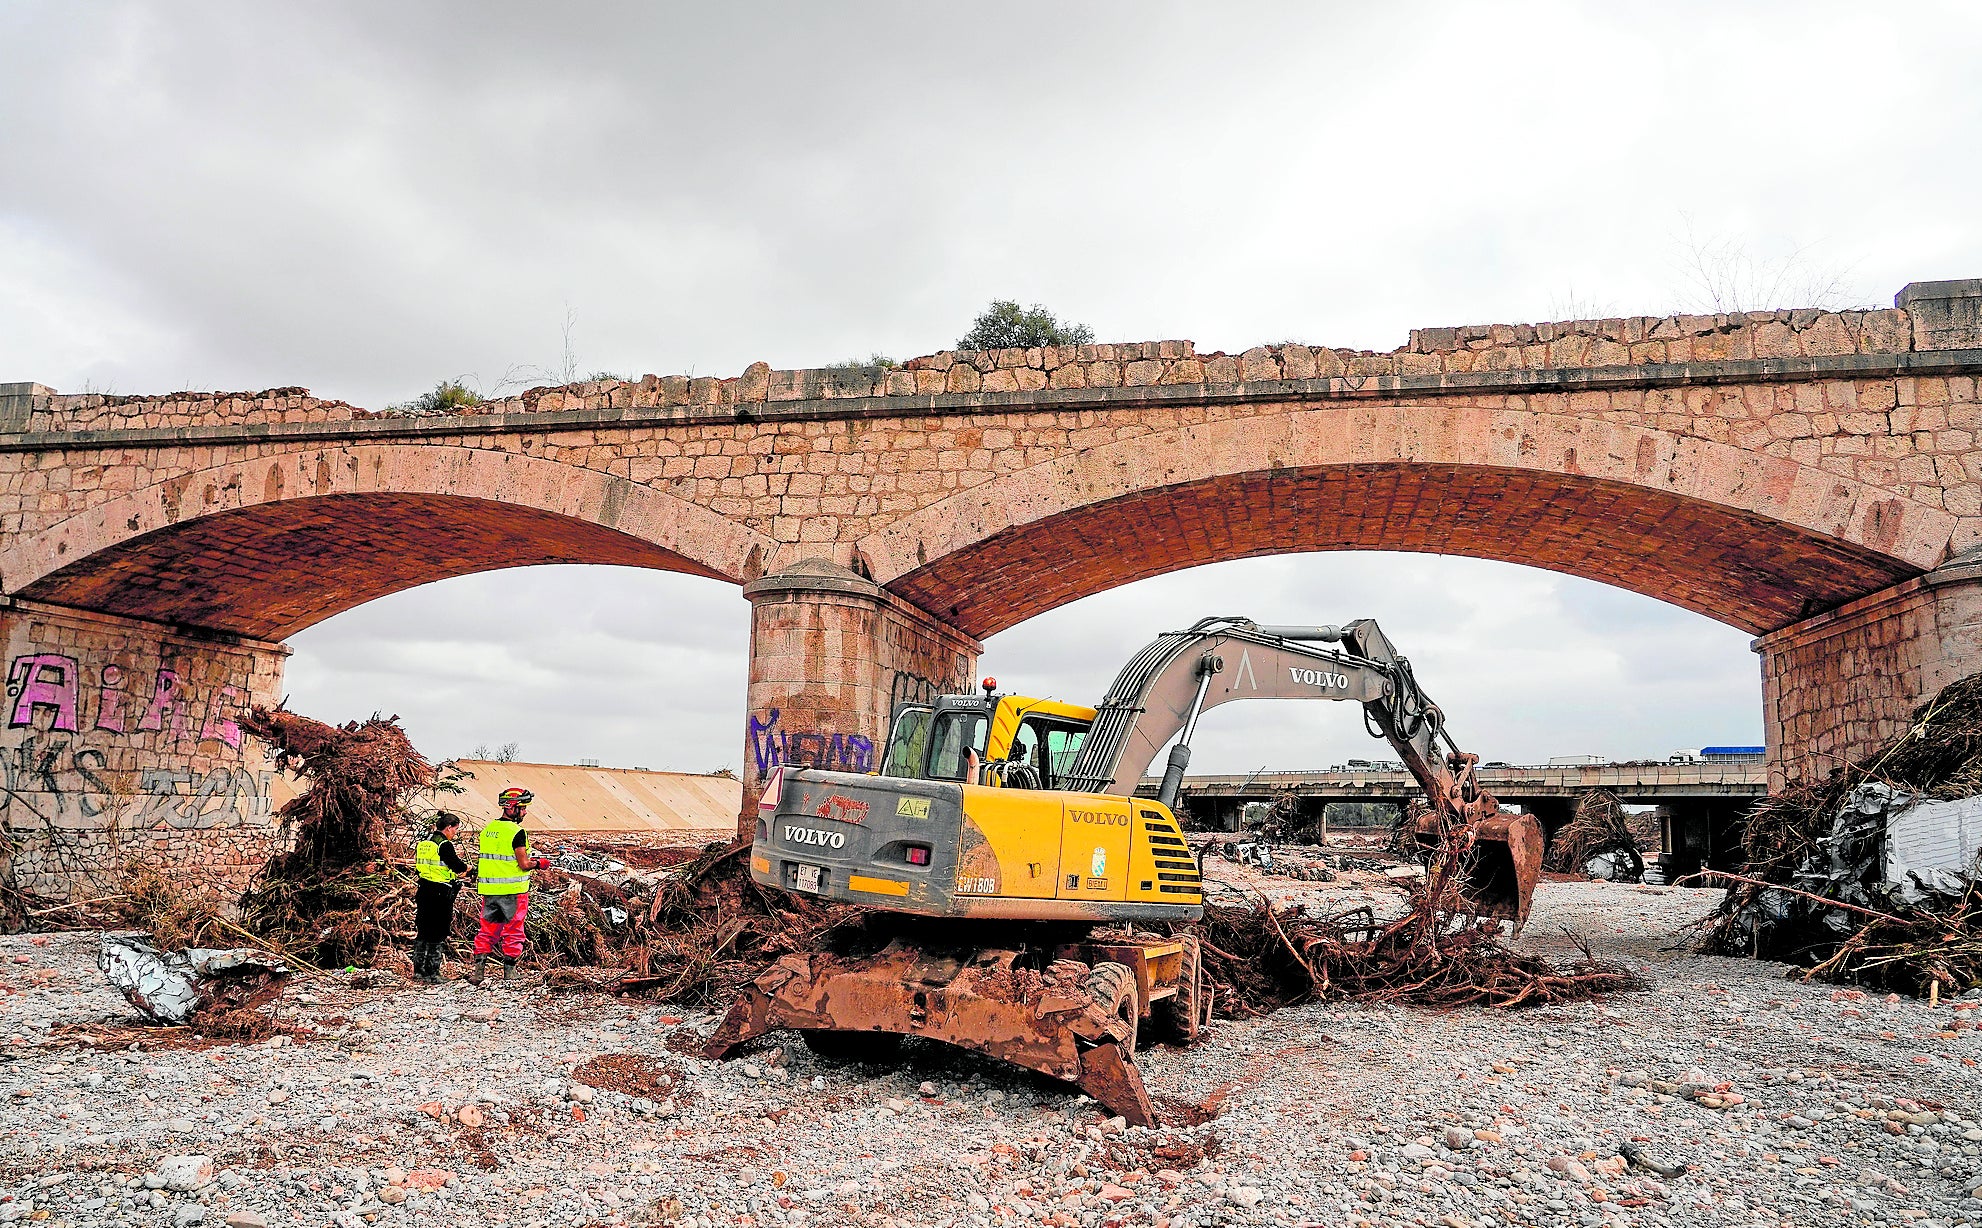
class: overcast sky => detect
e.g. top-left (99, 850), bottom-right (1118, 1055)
top-left (5, 3), bottom-right (1979, 774)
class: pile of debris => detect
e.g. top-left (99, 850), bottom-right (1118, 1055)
top-left (96, 935), bottom-right (289, 1037)
top-left (1543, 790), bottom-right (1645, 883)
top-left (1187, 837), bottom-right (1643, 1014)
top-left (1700, 675), bottom-right (1982, 995)
top-left (58, 699), bottom-right (1646, 1038)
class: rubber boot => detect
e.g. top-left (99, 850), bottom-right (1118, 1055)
top-left (468, 955), bottom-right (489, 987)
top-left (497, 956), bottom-right (514, 985)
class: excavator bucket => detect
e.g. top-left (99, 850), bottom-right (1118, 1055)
top-left (1411, 811), bottom-right (1545, 928)
top-left (701, 941), bottom-right (1156, 1125)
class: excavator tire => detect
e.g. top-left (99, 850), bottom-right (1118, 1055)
top-left (1083, 962), bottom-right (1139, 1057)
top-left (1153, 935), bottom-right (1204, 1044)
top-left (799, 1029), bottom-right (905, 1064)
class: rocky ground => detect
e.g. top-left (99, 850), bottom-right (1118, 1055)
top-left (2, 872), bottom-right (1980, 1228)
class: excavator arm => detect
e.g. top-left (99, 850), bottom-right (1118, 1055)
top-left (1062, 617), bottom-right (1543, 924)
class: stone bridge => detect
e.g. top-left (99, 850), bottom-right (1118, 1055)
top-left (3, 278), bottom-right (1980, 895)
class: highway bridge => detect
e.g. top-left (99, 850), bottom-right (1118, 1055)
top-left (1141, 761), bottom-right (1764, 869)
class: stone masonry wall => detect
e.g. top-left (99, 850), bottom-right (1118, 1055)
top-left (0, 600), bottom-right (291, 901)
top-left (1757, 564), bottom-right (1982, 788)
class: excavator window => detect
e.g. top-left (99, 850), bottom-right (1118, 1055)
top-left (927, 710), bottom-right (989, 781)
top-left (1007, 722), bottom-right (1044, 786)
top-left (1040, 724), bottom-right (1088, 786)
top-left (881, 705), bottom-right (934, 778)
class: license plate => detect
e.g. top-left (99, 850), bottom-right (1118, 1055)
top-left (795, 864), bottom-right (822, 894)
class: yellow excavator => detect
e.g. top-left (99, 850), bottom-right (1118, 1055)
top-left (704, 617), bottom-right (1543, 1122)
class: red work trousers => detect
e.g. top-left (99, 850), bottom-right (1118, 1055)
top-left (473, 891), bottom-right (528, 960)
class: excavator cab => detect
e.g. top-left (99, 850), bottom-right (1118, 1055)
top-left (879, 689), bottom-right (1098, 791)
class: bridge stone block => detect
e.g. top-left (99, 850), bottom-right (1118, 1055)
top-left (741, 561), bottom-right (978, 836)
top-left (1756, 557), bottom-right (1982, 789)
top-left (0, 599), bottom-right (290, 902)
top-left (1898, 279), bottom-right (1982, 352)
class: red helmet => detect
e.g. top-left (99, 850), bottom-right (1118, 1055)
top-left (498, 787), bottom-right (533, 807)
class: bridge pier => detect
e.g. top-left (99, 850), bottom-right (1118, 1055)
top-left (1520, 797), bottom-right (1577, 850)
top-left (740, 561), bottom-right (978, 836)
top-left (0, 598), bottom-right (289, 901)
top-left (1656, 798), bottom-right (1755, 884)
top-left (1756, 557), bottom-right (1982, 790)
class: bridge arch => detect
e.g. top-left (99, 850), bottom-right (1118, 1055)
top-left (8, 444), bottom-right (775, 639)
top-left (857, 405), bottom-right (1957, 638)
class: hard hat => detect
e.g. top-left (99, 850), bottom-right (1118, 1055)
top-left (498, 787), bottom-right (534, 806)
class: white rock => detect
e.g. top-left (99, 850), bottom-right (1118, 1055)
top-left (1227, 1186), bottom-right (1264, 1207)
top-left (157, 1155), bottom-right (214, 1192)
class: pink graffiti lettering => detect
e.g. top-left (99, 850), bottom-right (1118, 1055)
top-left (93, 664), bottom-right (126, 733)
top-left (7, 653), bottom-right (81, 733)
top-left (199, 683), bottom-right (245, 749)
top-left (136, 669), bottom-right (183, 734)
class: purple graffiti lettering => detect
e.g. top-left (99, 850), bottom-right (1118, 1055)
top-left (748, 709), bottom-right (875, 778)
top-left (200, 683), bottom-right (244, 748)
top-left (136, 669), bottom-right (183, 734)
top-left (8, 653), bottom-right (81, 732)
top-left (827, 733), bottom-right (875, 773)
top-left (748, 708), bottom-right (786, 777)
top-left (93, 664), bottom-right (126, 733)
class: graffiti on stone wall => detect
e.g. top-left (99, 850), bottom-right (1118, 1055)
top-left (888, 668), bottom-right (953, 710)
top-left (0, 648), bottom-right (269, 831)
top-left (7, 653), bottom-right (245, 748)
top-left (747, 708), bottom-right (875, 778)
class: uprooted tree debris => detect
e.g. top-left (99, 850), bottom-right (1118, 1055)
top-left (1187, 835), bottom-right (1644, 1015)
top-left (1698, 673), bottom-right (1982, 995)
top-left (1542, 789), bottom-right (1646, 883)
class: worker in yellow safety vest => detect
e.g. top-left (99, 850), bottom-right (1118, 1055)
top-left (469, 787), bottom-right (553, 985)
top-left (410, 812), bottom-right (468, 983)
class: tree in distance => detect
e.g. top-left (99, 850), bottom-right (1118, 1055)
top-left (957, 300), bottom-right (1095, 351)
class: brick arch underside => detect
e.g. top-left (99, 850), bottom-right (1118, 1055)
top-left (883, 463), bottom-right (1926, 640)
top-left (14, 492), bottom-right (730, 640)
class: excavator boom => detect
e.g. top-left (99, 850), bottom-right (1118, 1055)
top-left (1063, 617), bottom-right (1542, 924)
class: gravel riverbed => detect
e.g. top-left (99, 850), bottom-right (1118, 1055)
top-left (2, 878), bottom-right (1979, 1228)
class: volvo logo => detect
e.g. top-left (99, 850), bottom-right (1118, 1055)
top-left (1288, 667), bottom-right (1350, 689)
top-left (784, 826), bottom-right (847, 849)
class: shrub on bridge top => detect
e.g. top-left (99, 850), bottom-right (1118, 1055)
top-left (956, 300), bottom-right (1096, 351)
top-left (388, 379), bottom-right (483, 415)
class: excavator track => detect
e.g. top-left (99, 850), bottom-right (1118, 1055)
top-left (701, 940), bottom-right (1158, 1125)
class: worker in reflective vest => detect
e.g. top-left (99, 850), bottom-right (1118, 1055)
top-left (470, 787), bottom-right (551, 985)
top-left (410, 812), bottom-right (468, 983)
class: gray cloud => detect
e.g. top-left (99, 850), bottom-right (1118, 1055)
top-left (4, 1), bottom-right (1975, 773)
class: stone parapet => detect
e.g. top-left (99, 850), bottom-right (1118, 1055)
top-left (11, 282), bottom-right (1970, 435)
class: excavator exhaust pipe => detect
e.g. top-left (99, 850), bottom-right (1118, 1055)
top-left (1411, 811), bottom-right (1545, 929)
